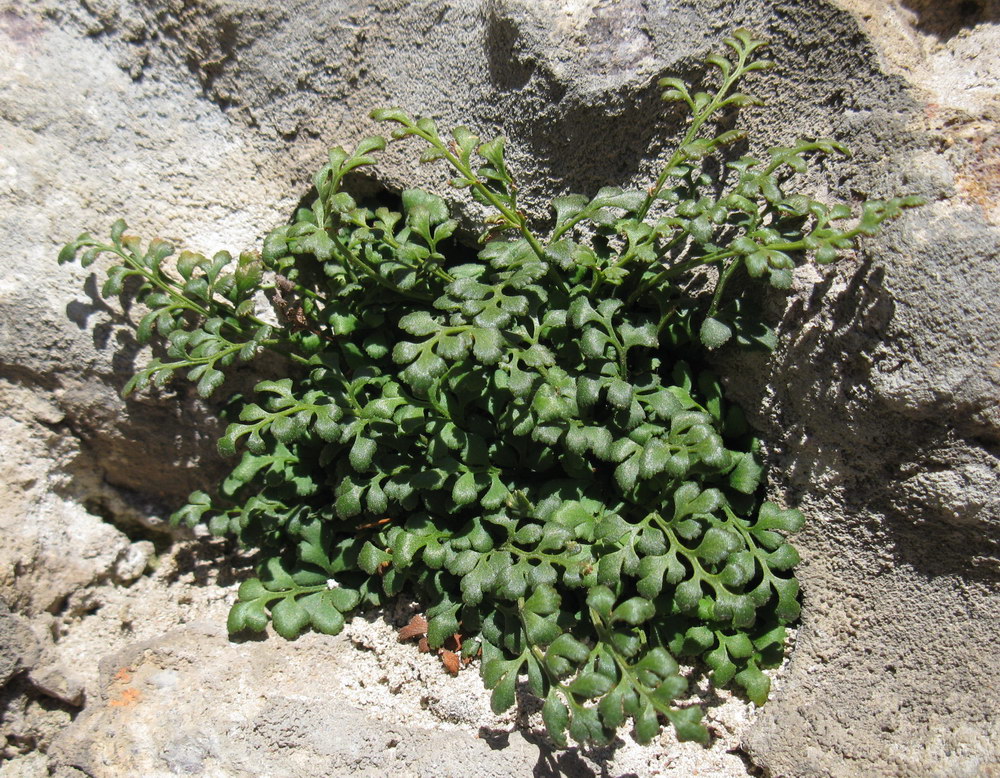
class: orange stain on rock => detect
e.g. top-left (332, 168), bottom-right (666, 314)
top-left (109, 687), bottom-right (141, 707)
top-left (113, 667), bottom-right (133, 683)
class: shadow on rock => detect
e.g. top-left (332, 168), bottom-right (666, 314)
top-left (900, 0), bottom-right (1000, 39)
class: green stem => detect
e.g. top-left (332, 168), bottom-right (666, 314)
top-left (419, 134), bottom-right (548, 263)
top-left (628, 249), bottom-right (738, 305)
top-left (504, 544), bottom-right (583, 567)
top-left (514, 598), bottom-right (577, 697)
top-left (111, 244), bottom-right (212, 319)
top-left (637, 49), bottom-right (752, 222)
top-left (588, 607), bottom-right (680, 718)
top-left (707, 258), bottom-right (740, 317)
top-left (110, 243), bottom-right (285, 352)
top-left (648, 514), bottom-right (716, 582)
top-left (376, 229), bottom-right (455, 285)
top-left (329, 232), bottom-right (433, 303)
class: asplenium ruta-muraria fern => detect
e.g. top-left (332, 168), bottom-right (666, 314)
top-left (59, 30), bottom-right (920, 746)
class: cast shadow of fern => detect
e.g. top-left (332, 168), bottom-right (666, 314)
top-left (773, 259), bottom-right (1000, 580)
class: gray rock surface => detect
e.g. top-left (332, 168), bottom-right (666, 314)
top-left (46, 617), bottom-right (752, 778)
top-left (51, 622), bottom-right (533, 778)
top-left (1, 0), bottom-right (998, 776)
top-left (0, 602), bottom-right (40, 689)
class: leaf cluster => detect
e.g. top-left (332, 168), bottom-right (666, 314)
top-left (59, 29), bottom-right (920, 748)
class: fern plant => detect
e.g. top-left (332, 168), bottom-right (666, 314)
top-left (60, 30), bottom-right (919, 747)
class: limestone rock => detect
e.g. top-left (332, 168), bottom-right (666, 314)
top-left (26, 665), bottom-right (85, 710)
top-left (48, 620), bottom-right (750, 777)
top-left (0, 601), bottom-right (40, 688)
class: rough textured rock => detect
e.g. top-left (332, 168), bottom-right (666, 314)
top-left (46, 615), bottom-right (751, 778)
top-left (1, 0), bottom-right (998, 775)
top-left (49, 622), bottom-right (529, 778)
top-left (0, 602), bottom-right (40, 689)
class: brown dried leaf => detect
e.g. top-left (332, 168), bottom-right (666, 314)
top-left (440, 649), bottom-right (460, 676)
top-left (397, 614), bottom-right (428, 643)
top-left (417, 636), bottom-right (430, 653)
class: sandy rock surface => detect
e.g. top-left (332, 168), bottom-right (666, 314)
top-left (1, 0), bottom-right (999, 776)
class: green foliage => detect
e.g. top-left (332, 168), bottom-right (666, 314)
top-left (60, 30), bottom-right (920, 747)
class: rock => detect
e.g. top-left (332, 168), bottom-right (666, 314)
top-left (49, 621), bottom-right (706, 778)
top-left (0, 601), bottom-right (40, 688)
top-left (1, 0), bottom-right (999, 776)
top-left (13, 613), bottom-right (86, 709)
top-left (112, 541), bottom-right (154, 585)
top-left (0, 751), bottom-right (53, 777)
top-left (0, 394), bottom-right (135, 616)
top-left (0, 675), bottom-right (75, 765)
top-left (26, 664), bottom-right (85, 709)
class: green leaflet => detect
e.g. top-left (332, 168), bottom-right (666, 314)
top-left (61, 28), bottom-right (921, 751)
